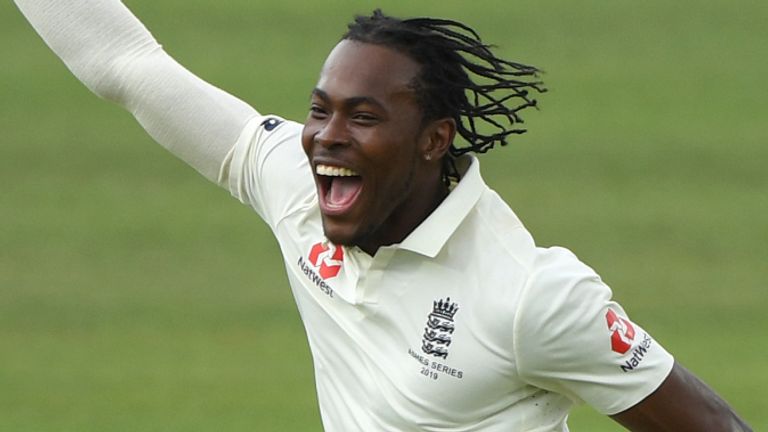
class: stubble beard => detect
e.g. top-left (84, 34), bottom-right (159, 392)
top-left (335, 156), bottom-right (419, 253)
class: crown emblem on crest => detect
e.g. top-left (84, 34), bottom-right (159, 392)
top-left (432, 297), bottom-right (459, 320)
top-left (422, 297), bottom-right (460, 359)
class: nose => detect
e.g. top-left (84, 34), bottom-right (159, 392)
top-left (314, 114), bottom-right (350, 148)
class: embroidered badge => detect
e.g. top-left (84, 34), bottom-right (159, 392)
top-left (421, 297), bottom-right (459, 359)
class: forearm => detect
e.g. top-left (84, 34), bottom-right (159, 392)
top-left (14, 0), bottom-right (259, 182)
top-left (612, 362), bottom-right (753, 431)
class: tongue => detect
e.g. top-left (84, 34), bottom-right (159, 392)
top-left (328, 177), bottom-right (362, 207)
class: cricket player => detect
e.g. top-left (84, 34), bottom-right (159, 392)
top-left (12, 0), bottom-right (752, 430)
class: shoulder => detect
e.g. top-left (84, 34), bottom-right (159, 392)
top-left (514, 246), bottom-right (611, 338)
top-left (529, 246), bottom-right (606, 297)
top-left (463, 186), bottom-right (539, 271)
top-left (222, 115), bottom-right (312, 225)
top-left (248, 115), bottom-right (304, 150)
top-left (512, 246), bottom-right (675, 414)
top-left (223, 114), bottom-right (303, 169)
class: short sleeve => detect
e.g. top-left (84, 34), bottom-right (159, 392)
top-left (219, 115), bottom-right (315, 228)
top-left (513, 247), bottom-right (674, 415)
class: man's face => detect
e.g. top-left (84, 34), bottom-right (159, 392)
top-left (301, 40), bottom-right (441, 254)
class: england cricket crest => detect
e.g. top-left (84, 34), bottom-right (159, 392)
top-left (421, 297), bottom-right (459, 359)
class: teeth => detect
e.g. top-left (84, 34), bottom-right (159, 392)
top-left (316, 164), bottom-right (359, 177)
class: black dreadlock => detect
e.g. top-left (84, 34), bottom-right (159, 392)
top-left (343, 10), bottom-right (545, 158)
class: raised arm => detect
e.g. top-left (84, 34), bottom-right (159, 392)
top-left (13, 0), bottom-right (260, 183)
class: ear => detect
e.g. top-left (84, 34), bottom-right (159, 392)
top-left (420, 117), bottom-right (456, 161)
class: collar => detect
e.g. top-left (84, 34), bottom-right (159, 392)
top-left (398, 155), bottom-right (486, 257)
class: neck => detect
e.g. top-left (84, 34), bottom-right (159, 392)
top-left (357, 175), bottom-right (449, 256)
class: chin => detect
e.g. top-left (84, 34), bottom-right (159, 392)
top-left (321, 220), bottom-right (361, 247)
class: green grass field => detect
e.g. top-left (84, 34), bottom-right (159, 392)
top-left (1, 0), bottom-right (766, 430)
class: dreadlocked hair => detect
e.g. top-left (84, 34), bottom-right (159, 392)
top-left (343, 9), bottom-right (545, 158)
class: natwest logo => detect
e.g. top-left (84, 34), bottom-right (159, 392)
top-left (308, 242), bottom-right (344, 279)
top-left (606, 309), bottom-right (636, 354)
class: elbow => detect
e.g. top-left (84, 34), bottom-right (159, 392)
top-left (698, 402), bottom-right (752, 432)
top-left (73, 41), bottom-right (162, 104)
top-left (723, 412), bottom-right (753, 432)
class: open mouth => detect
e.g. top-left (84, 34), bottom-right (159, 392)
top-left (316, 163), bottom-right (363, 215)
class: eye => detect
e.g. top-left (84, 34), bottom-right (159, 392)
top-left (352, 112), bottom-right (379, 125)
top-left (309, 104), bottom-right (328, 119)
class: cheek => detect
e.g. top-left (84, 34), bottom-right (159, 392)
top-left (375, 139), bottom-right (420, 193)
top-left (300, 125), bottom-right (315, 156)
top-left (365, 125), bottom-right (421, 161)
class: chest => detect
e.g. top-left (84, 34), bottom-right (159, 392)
top-left (280, 221), bottom-right (537, 424)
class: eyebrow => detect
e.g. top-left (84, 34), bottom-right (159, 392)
top-left (311, 88), bottom-right (386, 111)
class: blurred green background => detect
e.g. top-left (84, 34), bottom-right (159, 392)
top-left (1, 0), bottom-right (766, 430)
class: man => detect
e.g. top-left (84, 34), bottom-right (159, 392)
top-left (12, 1), bottom-right (752, 431)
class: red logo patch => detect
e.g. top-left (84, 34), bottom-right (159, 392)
top-left (308, 242), bottom-right (344, 279)
top-left (606, 309), bottom-right (636, 354)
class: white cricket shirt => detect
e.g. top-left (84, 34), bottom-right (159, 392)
top-left (13, 1), bottom-right (674, 427)
top-left (223, 115), bottom-right (675, 432)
